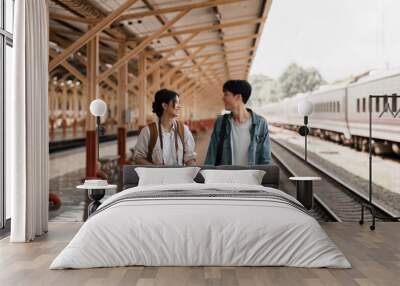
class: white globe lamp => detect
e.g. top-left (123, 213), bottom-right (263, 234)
top-left (298, 100), bottom-right (313, 116)
top-left (90, 99), bottom-right (107, 117)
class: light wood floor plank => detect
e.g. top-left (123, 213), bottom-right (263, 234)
top-left (1, 222), bottom-right (400, 286)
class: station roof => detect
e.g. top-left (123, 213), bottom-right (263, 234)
top-left (49, 0), bottom-right (272, 89)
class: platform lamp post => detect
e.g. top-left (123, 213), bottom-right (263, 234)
top-left (297, 100), bottom-right (313, 162)
top-left (89, 99), bottom-right (107, 161)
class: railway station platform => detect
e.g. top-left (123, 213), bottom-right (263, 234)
top-left (2, 0), bottom-right (400, 285)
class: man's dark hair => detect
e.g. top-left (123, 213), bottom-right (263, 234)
top-left (152, 89), bottom-right (179, 117)
top-left (222, 80), bottom-right (252, 103)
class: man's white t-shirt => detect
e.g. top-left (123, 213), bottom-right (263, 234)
top-left (230, 118), bottom-right (251, 165)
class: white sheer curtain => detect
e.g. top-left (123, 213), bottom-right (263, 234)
top-left (8, 0), bottom-right (49, 242)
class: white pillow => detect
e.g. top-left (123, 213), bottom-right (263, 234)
top-left (200, 169), bottom-right (266, 185)
top-left (135, 167), bottom-right (201, 186)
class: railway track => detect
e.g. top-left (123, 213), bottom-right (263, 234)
top-left (271, 137), bottom-right (399, 223)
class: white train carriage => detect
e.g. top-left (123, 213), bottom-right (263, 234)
top-left (346, 70), bottom-right (400, 149)
top-left (258, 101), bottom-right (288, 126)
top-left (307, 84), bottom-right (350, 142)
top-left (258, 69), bottom-right (400, 155)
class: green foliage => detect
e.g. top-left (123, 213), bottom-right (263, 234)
top-left (248, 63), bottom-right (326, 107)
top-left (279, 63), bottom-right (326, 98)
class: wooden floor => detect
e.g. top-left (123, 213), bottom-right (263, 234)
top-left (0, 222), bottom-right (399, 286)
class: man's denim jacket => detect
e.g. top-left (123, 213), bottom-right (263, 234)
top-left (204, 109), bottom-right (271, 165)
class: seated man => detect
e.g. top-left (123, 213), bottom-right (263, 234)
top-left (133, 89), bottom-right (197, 166)
top-left (205, 80), bottom-right (271, 166)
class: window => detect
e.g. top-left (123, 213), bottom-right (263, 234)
top-left (1, 0), bottom-right (14, 229)
top-left (392, 96), bottom-right (397, 113)
top-left (375, 97), bottom-right (380, 112)
top-left (383, 96), bottom-right (389, 111)
top-left (337, 101), bottom-right (340, 113)
top-left (357, 98), bottom-right (360, 112)
top-left (362, 98), bottom-right (366, 112)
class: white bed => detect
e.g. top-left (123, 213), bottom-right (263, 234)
top-left (50, 183), bottom-right (351, 269)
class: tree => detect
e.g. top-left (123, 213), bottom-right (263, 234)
top-left (279, 63), bottom-right (325, 98)
top-left (248, 63), bottom-right (326, 106)
top-left (248, 74), bottom-right (282, 107)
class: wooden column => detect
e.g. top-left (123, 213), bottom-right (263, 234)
top-left (61, 83), bottom-right (68, 139)
top-left (165, 74), bottom-right (172, 90)
top-left (170, 74), bottom-right (179, 91)
top-left (85, 35), bottom-right (99, 178)
top-left (80, 85), bottom-right (86, 134)
top-left (153, 68), bottom-right (160, 93)
top-left (72, 83), bottom-right (79, 138)
top-left (117, 43), bottom-right (128, 165)
top-left (112, 92), bottom-right (116, 131)
top-left (138, 52), bottom-right (147, 127)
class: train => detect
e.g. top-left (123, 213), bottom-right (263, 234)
top-left (257, 69), bottom-right (400, 155)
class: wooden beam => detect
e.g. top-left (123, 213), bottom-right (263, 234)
top-left (104, 78), bottom-right (118, 91)
top-left (190, 59), bottom-right (222, 86)
top-left (159, 47), bottom-right (206, 85)
top-left (213, 4), bottom-right (230, 84)
top-left (145, 32), bottom-right (199, 76)
top-left (169, 47), bottom-right (255, 63)
top-left (148, 34), bottom-right (258, 54)
top-left (49, 49), bottom-right (86, 83)
top-left (117, 43), bottom-right (128, 126)
top-left (49, 0), bottom-right (140, 72)
top-left (97, 9), bottom-right (190, 84)
top-left (117, 0), bottom-right (245, 22)
top-left (50, 27), bottom-right (125, 44)
top-left (207, 63), bottom-right (250, 73)
top-left (50, 12), bottom-right (96, 24)
top-left (190, 64), bottom-right (223, 75)
top-left (207, 65), bottom-right (248, 72)
top-left (180, 55), bottom-right (252, 69)
top-left (174, 74), bottom-right (192, 88)
top-left (85, 35), bottom-right (100, 130)
top-left (180, 79), bottom-right (196, 94)
top-left (158, 17), bottom-right (265, 39)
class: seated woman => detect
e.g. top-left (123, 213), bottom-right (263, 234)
top-left (133, 89), bottom-right (197, 166)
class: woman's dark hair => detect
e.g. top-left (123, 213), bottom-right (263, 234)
top-left (152, 89), bottom-right (179, 117)
top-left (222, 80), bottom-right (252, 103)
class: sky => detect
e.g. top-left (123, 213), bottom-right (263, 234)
top-left (250, 0), bottom-right (400, 82)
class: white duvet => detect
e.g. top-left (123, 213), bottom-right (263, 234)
top-left (50, 183), bottom-right (351, 269)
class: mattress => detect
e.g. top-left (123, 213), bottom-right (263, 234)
top-left (50, 183), bottom-right (350, 269)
